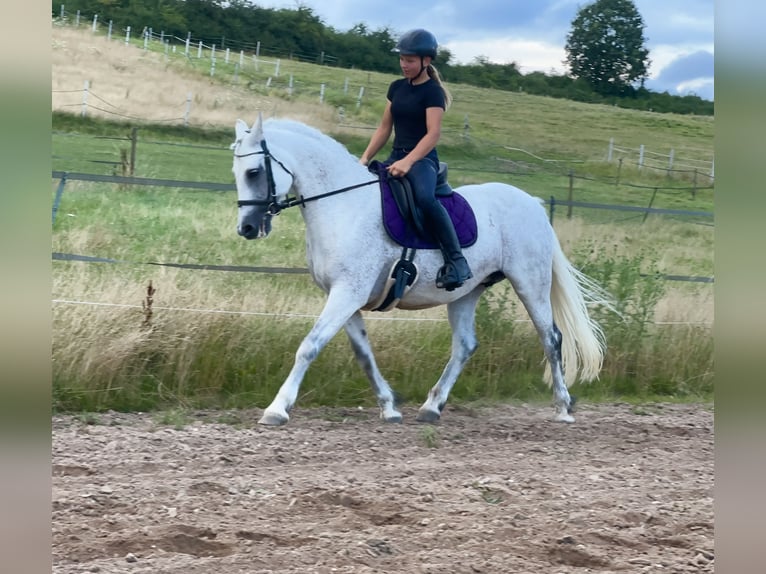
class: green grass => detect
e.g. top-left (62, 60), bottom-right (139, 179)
top-left (419, 426), bottom-right (440, 449)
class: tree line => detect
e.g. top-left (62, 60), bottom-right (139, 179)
top-left (54, 0), bottom-right (713, 116)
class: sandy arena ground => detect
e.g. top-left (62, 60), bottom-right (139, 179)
top-left (52, 402), bottom-right (713, 573)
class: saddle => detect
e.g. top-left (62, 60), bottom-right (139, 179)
top-left (366, 161), bottom-right (478, 312)
top-left (367, 160), bottom-right (478, 249)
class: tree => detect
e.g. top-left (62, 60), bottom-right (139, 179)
top-left (565, 0), bottom-right (650, 96)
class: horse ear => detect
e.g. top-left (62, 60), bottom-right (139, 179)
top-left (235, 119), bottom-right (249, 141)
top-left (251, 112), bottom-right (264, 140)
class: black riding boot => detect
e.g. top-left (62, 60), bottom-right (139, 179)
top-left (425, 203), bottom-right (473, 291)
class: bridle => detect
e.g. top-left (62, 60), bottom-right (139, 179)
top-left (234, 138), bottom-right (378, 215)
top-left (234, 139), bottom-right (294, 215)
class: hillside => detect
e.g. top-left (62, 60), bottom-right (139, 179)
top-left (52, 24), bottom-right (713, 165)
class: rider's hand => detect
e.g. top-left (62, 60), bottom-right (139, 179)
top-left (387, 159), bottom-right (412, 177)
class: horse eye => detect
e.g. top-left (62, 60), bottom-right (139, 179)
top-left (246, 168), bottom-right (261, 179)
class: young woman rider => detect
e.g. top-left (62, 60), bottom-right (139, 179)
top-left (359, 29), bottom-right (472, 291)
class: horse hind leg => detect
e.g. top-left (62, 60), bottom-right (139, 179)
top-left (511, 280), bottom-right (575, 422)
top-left (544, 323), bottom-right (576, 423)
top-left (344, 312), bottom-right (402, 423)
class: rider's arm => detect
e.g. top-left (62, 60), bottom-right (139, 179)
top-left (359, 102), bottom-right (394, 165)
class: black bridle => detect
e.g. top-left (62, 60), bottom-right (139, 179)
top-left (234, 139), bottom-right (294, 215)
top-left (234, 139), bottom-right (378, 215)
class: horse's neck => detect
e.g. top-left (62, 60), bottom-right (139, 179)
top-left (272, 132), bottom-right (374, 210)
top-left (272, 133), bottom-right (378, 252)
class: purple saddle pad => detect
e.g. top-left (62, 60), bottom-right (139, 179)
top-left (372, 163), bottom-right (478, 250)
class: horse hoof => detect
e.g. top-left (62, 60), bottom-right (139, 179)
top-left (383, 414), bottom-right (403, 424)
top-left (258, 411), bottom-right (289, 426)
top-left (415, 409), bottom-right (441, 423)
top-left (554, 412), bottom-right (575, 423)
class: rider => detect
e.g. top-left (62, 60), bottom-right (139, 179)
top-left (359, 29), bottom-right (473, 291)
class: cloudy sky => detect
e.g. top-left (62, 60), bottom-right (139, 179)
top-left (255, 0), bottom-right (714, 101)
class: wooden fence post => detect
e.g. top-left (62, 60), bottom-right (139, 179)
top-left (81, 80), bottom-right (89, 117)
top-left (129, 127), bottom-right (138, 176)
top-left (356, 86), bottom-right (364, 109)
top-left (549, 196), bottom-right (556, 225)
top-left (184, 92), bottom-right (192, 127)
top-left (643, 188), bottom-right (658, 223)
top-left (616, 158), bottom-right (623, 186)
top-left (52, 174), bottom-right (68, 225)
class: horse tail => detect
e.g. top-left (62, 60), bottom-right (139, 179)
top-left (544, 241), bottom-right (610, 388)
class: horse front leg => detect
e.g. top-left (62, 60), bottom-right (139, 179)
top-left (259, 289), bottom-right (360, 426)
top-left (416, 289), bottom-right (483, 423)
top-left (344, 311), bottom-right (402, 423)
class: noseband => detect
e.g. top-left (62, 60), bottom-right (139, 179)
top-left (234, 139), bottom-right (294, 215)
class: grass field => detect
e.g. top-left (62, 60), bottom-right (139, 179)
top-left (51, 23), bottom-right (714, 413)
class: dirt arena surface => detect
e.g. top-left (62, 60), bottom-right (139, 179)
top-left (52, 402), bottom-right (713, 573)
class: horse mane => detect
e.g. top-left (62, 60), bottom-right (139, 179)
top-left (263, 118), bottom-right (355, 163)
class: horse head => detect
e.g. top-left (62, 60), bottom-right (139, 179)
top-left (232, 114), bottom-right (294, 239)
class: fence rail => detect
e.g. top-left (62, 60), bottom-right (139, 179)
top-left (607, 138), bottom-right (714, 181)
top-left (51, 170), bottom-right (714, 285)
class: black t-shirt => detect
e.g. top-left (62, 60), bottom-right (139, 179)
top-left (387, 78), bottom-right (446, 151)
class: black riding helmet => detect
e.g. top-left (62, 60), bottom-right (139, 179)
top-left (392, 29), bottom-right (438, 60)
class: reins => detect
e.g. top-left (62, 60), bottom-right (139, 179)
top-left (278, 179), bottom-right (380, 209)
top-left (235, 140), bottom-right (378, 215)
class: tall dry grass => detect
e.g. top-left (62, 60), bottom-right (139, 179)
top-left (51, 25), bottom-right (340, 130)
top-left (52, 212), bottom-right (713, 412)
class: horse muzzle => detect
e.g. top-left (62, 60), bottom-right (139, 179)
top-left (237, 213), bottom-right (272, 239)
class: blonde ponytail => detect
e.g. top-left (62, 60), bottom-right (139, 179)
top-left (427, 64), bottom-right (452, 110)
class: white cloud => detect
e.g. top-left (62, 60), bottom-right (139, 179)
top-left (444, 38), bottom-right (567, 74)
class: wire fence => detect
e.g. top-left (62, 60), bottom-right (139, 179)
top-left (50, 298), bottom-right (712, 327)
top-left (607, 138), bottom-right (714, 183)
